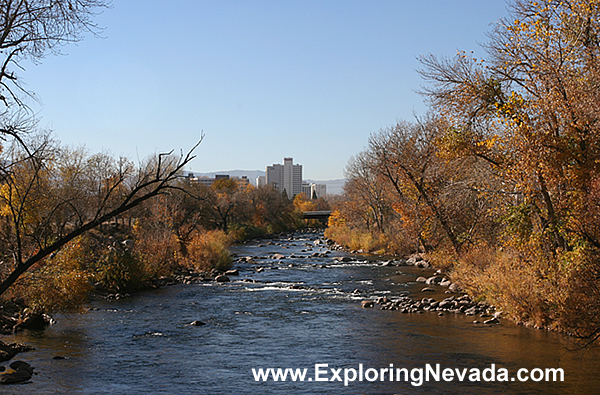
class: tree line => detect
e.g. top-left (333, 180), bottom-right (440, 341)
top-left (327, 0), bottom-right (600, 345)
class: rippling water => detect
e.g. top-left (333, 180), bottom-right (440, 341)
top-left (2, 230), bottom-right (599, 394)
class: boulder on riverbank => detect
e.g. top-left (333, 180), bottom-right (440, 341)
top-left (425, 276), bottom-right (445, 285)
top-left (0, 342), bottom-right (34, 363)
top-left (362, 293), bottom-right (496, 320)
top-left (13, 312), bottom-right (53, 332)
top-left (332, 256), bottom-right (352, 263)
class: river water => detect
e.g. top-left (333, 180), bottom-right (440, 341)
top-left (2, 230), bottom-right (599, 394)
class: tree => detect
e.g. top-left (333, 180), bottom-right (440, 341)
top-left (343, 150), bottom-right (392, 233)
top-left (416, 0), bottom-right (600, 342)
top-left (418, 0), bottom-right (600, 252)
top-left (369, 117), bottom-right (470, 253)
top-left (209, 178), bottom-right (249, 232)
top-left (293, 192), bottom-right (317, 212)
top-left (0, 0), bottom-right (213, 302)
top-left (0, 134), bottom-right (202, 297)
top-left (248, 184), bottom-right (296, 233)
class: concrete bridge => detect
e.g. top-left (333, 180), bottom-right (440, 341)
top-left (301, 210), bottom-right (332, 225)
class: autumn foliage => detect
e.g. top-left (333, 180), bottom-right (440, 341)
top-left (328, 0), bottom-right (600, 344)
top-left (0, 135), bottom-right (308, 313)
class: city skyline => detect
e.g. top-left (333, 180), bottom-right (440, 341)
top-left (193, 157), bottom-right (334, 195)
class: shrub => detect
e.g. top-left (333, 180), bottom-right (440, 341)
top-left (93, 247), bottom-right (147, 293)
top-left (10, 238), bottom-right (92, 314)
top-left (450, 245), bottom-right (569, 330)
top-left (131, 223), bottom-right (179, 280)
top-left (184, 230), bottom-right (232, 272)
top-left (325, 223), bottom-right (414, 256)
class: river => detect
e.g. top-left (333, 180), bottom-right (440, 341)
top-left (1, 230), bottom-right (599, 394)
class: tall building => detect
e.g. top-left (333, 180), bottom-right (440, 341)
top-left (265, 157), bottom-right (303, 199)
top-left (311, 183), bottom-right (327, 199)
top-left (302, 182), bottom-right (327, 199)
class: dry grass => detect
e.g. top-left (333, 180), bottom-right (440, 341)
top-left (449, 245), bottom-right (588, 331)
top-left (324, 225), bottom-right (414, 256)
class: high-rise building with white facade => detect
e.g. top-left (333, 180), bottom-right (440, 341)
top-left (265, 157), bottom-right (303, 199)
top-left (302, 182), bottom-right (327, 199)
top-left (311, 183), bottom-right (327, 199)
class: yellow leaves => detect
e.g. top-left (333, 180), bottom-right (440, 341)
top-left (327, 209), bottom-right (346, 228)
top-left (476, 134), bottom-right (501, 150)
top-left (293, 192), bottom-right (317, 212)
top-left (185, 230), bottom-right (232, 272)
top-left (0, 183), bottom-right (12, 217)
top-left (495, 91), bottom-right (526, 122)
top-left (436, 126), bottom-right (474, 160)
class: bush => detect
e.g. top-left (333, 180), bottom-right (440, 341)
top-left (325, 223), bottom-right (414, 256)
top-left (10, 238), bottom-right (92, 314)
top-left (448, 244), bottom-right (594, 333)
top-left (93, 247), bottom-right (147, 293)
top-left (131, 222), bottom-right (179, 280)
top-left (184, 230), bottom-right (232, 272)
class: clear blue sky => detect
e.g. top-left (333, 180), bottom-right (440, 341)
top-left (21, 0), bottom-right (510, 180)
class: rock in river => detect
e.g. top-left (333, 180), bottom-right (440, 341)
top-left (0, 361), bottom-right (34, 384)
top-left (425, 276), bottom-right (445, 285)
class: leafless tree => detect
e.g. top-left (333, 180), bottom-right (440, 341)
top-left (0, 0), bottom-right (109, 109)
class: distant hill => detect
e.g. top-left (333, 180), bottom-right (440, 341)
top-left (188, 170), bottom-right (346, 195)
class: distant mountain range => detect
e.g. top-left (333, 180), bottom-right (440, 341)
top-left (188, 170), bottom-right (346, 195)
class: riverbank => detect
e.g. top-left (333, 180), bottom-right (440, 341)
top-left (324, 225), bottom-right (600, 346)
top-left (1, 229), bottom-right (494, 334)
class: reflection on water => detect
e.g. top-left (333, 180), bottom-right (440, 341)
top-left (1, 231), bottom-right (599, 394)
